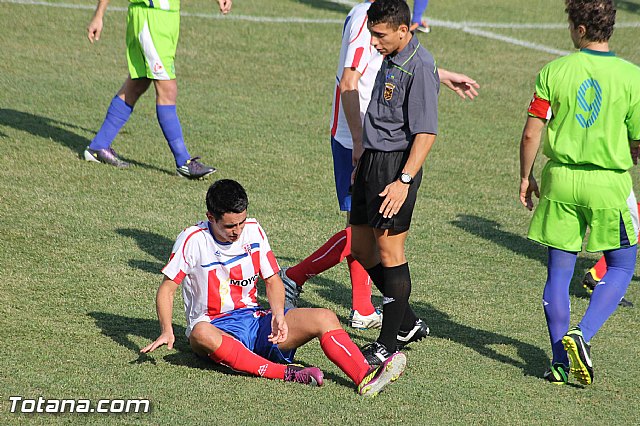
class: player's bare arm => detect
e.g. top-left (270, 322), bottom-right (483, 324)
top-left (519, 116), bottom-right (545, 210)
top-left (340, 67), bottom-right (365, 167)
top-left (217, 0), bottom-right (232, 15)
top-left (379, 133), bottom-right (436, 218)
top-left (437, 68), bottom-right (480, 100)
top-left (140, 276), bottom-right (179, 353)
top-left (87, 0), bottom-right (110, 43)
top-left (264, 273), bottom-right (288, 344)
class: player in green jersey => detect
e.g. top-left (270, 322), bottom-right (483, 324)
top-left (85, 0), bottom-right (231, 179)
top-left (519, 0), bottom-right (640, 386)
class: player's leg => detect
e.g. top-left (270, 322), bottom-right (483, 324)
top-left (281, 307), bottom-right (405, 396)
top-left (578, 244), bottom-right (636, 340)
top-left (582, 200), bottom-right (639, 307)
top-left (281, 308), bottom-right (371, 384)
top-left (540, 247), bottom-right (575, 384)
top-left (282, 139), bottom-right (377, 320)
top-left (372, 228), bottom-right (412, 354)
top-left (85, 76), bottom-right (152, 167)
top-left (410, 0), bottom-right (430, 33)
top-left (189, 321), bottom-right (289, 380)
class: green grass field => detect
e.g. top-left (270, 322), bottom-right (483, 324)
top-left (1, 0), bottom-right (640, 424)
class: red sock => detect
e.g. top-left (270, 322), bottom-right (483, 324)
top-left (347, 255), bottom-right (375, 315)
top-left (208, 335), bottom-right (286, 380)
top-left (320, 329), bottom-right (371, 384)
top-left (590, 256), bottom-right (608, 281)
top-left (286, 229), bottom-right (350, 286)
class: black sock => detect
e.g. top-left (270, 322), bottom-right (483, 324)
top-left (365, 263), bottom-right (385, 295)
top-left (366, 263), bottom-right (417, 331)
top-left (377, 263), bottom-right (411, 352)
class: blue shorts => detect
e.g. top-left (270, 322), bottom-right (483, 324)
top-left (331, 137), bottom-right (354, 212)
top-left (211, 307), bottom-right (296, 363)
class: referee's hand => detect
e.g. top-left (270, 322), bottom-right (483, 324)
top-left (379, 181), bottom-right (409, 218)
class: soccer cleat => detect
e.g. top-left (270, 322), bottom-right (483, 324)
top-left (543, 363), bottom-right (569, 385)
top-left (83, 146), bottom-right (130, 168)
top-left (350, 308), bottom-right (383, 330)
top-left (176, 157), bottom-right (216, 180)
top-left (283, 364), bottom-right (324, 387)
top-left (357, 351), bottom-right (406, 397)
top-left (280, 268), bottom-right (303, 309)
top-left (396, 318), bottom-right (430, 349)
top-left (361, 341), bottom-right (394, 367)
top-left (562, 327), bottom-right (594, 385)
top-left (410, 20), bottom-right (431, 33)
top-left (618, 297), bottom-right (634, 308)
top-left (583, 271), bottom-right (633, 307)
top-left (582, 270), bottom-right (598, 295)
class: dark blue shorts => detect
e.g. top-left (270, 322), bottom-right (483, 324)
top-left (211, 307), bottom-right (296, 364)
top-left (331, 137), bottom-right (355, 212)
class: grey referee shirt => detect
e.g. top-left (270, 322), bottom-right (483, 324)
top-left (362, 35), bottom-right (439, 152)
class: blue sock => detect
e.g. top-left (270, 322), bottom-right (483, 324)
top-left (412, 0), bottom-right (429, 24)
top-left (578, 245), bottom-right (636, 342)
top-left (543, 248), bottom-right (577, 366)
top-left (156, 104), bottom-right (190, 167)
top-left (90, 96), bottom-right (133, 150)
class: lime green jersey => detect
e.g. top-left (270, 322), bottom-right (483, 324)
top-left (129, 0), bottom-right (180, 12)
top-left (533, 49), bottom-right (640, 171)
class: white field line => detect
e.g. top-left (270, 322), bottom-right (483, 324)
top-left (2, 0), bottom-right (640, 56)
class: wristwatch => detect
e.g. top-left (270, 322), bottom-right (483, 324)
top-left (399, 172), bottom-right (414, 184)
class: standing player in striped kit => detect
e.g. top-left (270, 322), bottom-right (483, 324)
top-left (84, 0), bottom-right (227, 179)
top-left (520, 0), bottom-right (640, 385)
top-left (141, 180), bottom-right (406, 397)
top-left (279, 0), bottom-right (479, 334)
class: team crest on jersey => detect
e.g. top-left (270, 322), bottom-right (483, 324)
top-left (243, 244), bottom-right (252, 255)
top-left (384, 82), bottom-right (395, 101)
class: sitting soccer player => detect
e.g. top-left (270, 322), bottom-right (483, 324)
top-left (141, 179), bottom-right (406, 397)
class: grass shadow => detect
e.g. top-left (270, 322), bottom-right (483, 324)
top-left (450, 214), bottom-right (601, 298)
top-left (0, 108), bottom-right (174, 176)
top-left (409, 301), bottom-right (549, 378)
top-left (116, 228), bottom-right (173, 274)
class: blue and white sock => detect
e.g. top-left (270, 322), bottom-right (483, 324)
top-left (579, 245), bottom-right (636, 342)
top-left (543, 248), bottom-right (577, 366)
top-left (157, 104), bottom-right (190, 168)
top-left (89, 96), bottom-right (133, 150)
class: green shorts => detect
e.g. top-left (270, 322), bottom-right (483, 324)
top-left (126, 4), bottom-right (179, 80)
top-left (528, 161), bottom-right (638, 252)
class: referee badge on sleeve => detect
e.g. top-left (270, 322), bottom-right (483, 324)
top-left (384, 82), bottom-right (395, 101)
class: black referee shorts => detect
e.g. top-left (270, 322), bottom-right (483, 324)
top-left (349, 149), bottom-right (423, 232)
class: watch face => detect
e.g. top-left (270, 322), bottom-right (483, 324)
top-left (401, 173), bottom-right (411, 183)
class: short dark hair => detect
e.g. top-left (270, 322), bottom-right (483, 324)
top-left (367, 0), bottom-right (411, 30)
top-left (565, 0), bottom-right (616, 42)
top-left (206, 179), bottom-right (249, 220)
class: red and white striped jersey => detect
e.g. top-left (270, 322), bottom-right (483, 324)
top-left (162, 219), bottom-right (280, 337)
top-left (330, 1), bottom-right (382, 149)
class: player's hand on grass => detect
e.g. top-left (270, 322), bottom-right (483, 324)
top-left (140, 332), bottom-right (175, 353)
top-left (268, 312), bottom-right (288, 344)
top-left (87, 17), bottom-right (104, 43)
top-left (217, 0), bottom-right (232, 14)
top-left (520, 176), bottom-right (539, 211)
top-left (440, 71), bottom-right (480, 100)
top-left (379, 180), bottom-right (409, 218)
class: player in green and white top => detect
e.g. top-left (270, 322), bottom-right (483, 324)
top-left (84, 0), bottom-right (231, 179)
top-left (519, 0), bottom-right (640, 386)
